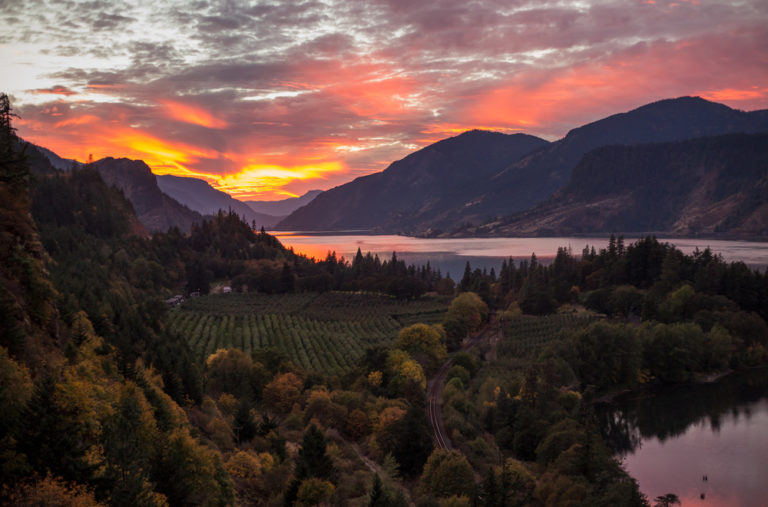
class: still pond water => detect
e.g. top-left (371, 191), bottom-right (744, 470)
top-left (273, 233), bottom-right (768, 276)
top-left (598, 368), bottom-right (768, 507)
top-left (275, 233), bottom-right (768, 506)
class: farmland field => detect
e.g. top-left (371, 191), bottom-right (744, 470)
top-left (498, 313), bottom-right (600, 357)
top-left (169, 291), bottom-right (450, 374)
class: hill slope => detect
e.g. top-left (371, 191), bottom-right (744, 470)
top-left (276, 130), bottom-right (549, 233)
top-left (246, 189), bottom-right (322, 217)
top-left (469, 97), bottom-right (768, 221)
top-left (471, 134), bottom-right (768, 237)
top-left (92, 157), bottom-right (203, 233)
top-left (157, 174), bottom-right (281, 228)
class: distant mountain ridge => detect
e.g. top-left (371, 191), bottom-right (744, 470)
top-left (277, 97), bottom-right (768, 235)
top-left (276, 130), bottom-right (549, 233)
top-left (156, 174), bottom-right (281, 228)
top-left (246, 190), bottom-right (322, 217)
top-left (470, 96), bottom-right (768, 220)
top-left (463, 134), bottom-right (768, 237)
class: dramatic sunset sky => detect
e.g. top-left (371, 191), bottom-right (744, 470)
top-left (2, 0), bottom-right (767, 200)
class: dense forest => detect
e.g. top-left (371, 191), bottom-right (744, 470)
top-left (2, 93), bottom-right (768, 506)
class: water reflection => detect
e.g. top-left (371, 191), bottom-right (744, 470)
top-left (273, 233), bottom-right (768, 275)
top-left (598, 369), bottom-right (768, 506)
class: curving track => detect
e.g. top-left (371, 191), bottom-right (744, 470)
top-left (427, 317), bottom-right (495, 449)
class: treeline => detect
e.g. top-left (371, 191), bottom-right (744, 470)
top-left (458, 234), bottom-right (767, 324)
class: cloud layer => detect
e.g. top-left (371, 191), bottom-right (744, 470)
top-left (2, 0), bottom-right (767, 199)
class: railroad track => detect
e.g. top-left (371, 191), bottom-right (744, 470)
top-left (427, 316), bottom-right (496, 450)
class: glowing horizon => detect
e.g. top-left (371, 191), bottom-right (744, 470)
top-left (3, 0), bottom-right (767, 201)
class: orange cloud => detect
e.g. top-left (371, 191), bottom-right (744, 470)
top-left (160, 100), bottom-right (229, 129)
top-left (30, 85), bottom-right (77, 96)
top-left (698, 87), bottom-right (768, 102)
top-left (54, 115), bottom-right (99, 128)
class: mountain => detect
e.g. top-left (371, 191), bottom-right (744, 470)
top-left (467, 134), bottom-right (768, 238)
top-left (276, 130), bottom-right (549, 233)
top-left (35, 145), bottom-right (79, 170)
top-left (156, 174), bottom-right (281, 228)
top-left (27, 143), bottom-right (205, 233)
top-left (245, 189), bottom-right (322, 217)
top-left (467, 97), bottom-right (768, 221)
top-left (93, 157), bottom-right (204, 232)
top-left (277, 98), bottom-right (768, 235)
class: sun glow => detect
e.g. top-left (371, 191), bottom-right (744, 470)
top-left (213, 162), bottom-right (343, 200)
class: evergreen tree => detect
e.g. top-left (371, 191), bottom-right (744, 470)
top-left (18, 373), bottom-right (96, 484)
top-left (368, 474), bottom-right (389, 507)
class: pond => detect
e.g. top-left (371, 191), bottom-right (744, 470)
top-left (598, 368), bottom-right (768, 506)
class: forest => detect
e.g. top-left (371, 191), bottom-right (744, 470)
top-left (2, 93), bottom-right (768, 506)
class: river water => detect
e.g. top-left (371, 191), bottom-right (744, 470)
top-left (598, 369), bottom-right (768, 507)
top-left (273, 233), bottom-right (768, 276)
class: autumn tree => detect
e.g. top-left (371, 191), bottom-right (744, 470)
top-left (395, 323), bottom-right (446, 371)
top-left (263, 372), bottom-right (303, 414)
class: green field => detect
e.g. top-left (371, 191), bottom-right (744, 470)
top-left (169, 291), bottom-right (450, 374)
top-left (499, 313), bottom-right (599, 357)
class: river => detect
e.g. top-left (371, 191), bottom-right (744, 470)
top-left (273, 233), bottom-right (768, 276)
top-left (598, 369), bottom-right (768, 506)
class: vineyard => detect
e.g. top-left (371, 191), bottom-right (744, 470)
top-left (498, 313), bottom-right (600, 357)
top-left (169, 292), bottom-right (450, 375)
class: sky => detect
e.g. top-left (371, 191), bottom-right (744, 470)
top-left (2, 0), bottom-right (767, 200)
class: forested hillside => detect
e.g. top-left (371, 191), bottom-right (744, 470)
top-left (467, 134), bottom-right (768, 237)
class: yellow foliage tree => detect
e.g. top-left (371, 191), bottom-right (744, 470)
top-left (263, 372), bottom-right (303, 414)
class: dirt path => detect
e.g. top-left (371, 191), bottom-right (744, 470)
top-left (350, 443), bottom-right (415, 506)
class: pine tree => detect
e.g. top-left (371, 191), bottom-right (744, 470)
top-left (294, 425), bottom-right (335, 482)
top-left (0, 93), bottom-right (27, 185)
top-left (368, 474), bottom-right (390, 507)
top-left (18, 373), bottom-right (96, 483)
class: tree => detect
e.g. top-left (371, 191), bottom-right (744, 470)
top-left (285, 425), bottom-right (336, 506)
top-left (296, 478), bottom-right (335, 507)
top-left (368, 474), bottom-right (390, 507)
top-left (263, 372), bottom-right (303, 414)
top-left (294, 425), bottom-right (336, 483)
top-left (390, 396), bottom-right (434, 477)
top-left (419, 449), bottom-right (475, 499)
top-left (395, 323), bottom-right (446, 369)
top-left (102, 382), bottom-right (162, 506)
top-left (206, 348), bottom-right (259, 401)
top-left (18, 374), bottom-right (97, 484)
top-left (443, 292), bottom-right (488, 350)
top-left (654, 493), bottom-right (681, 507)
top-left (0, 93), bottom-right (27, 185)
top-left (234, 400), bottom-right (258, 443)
